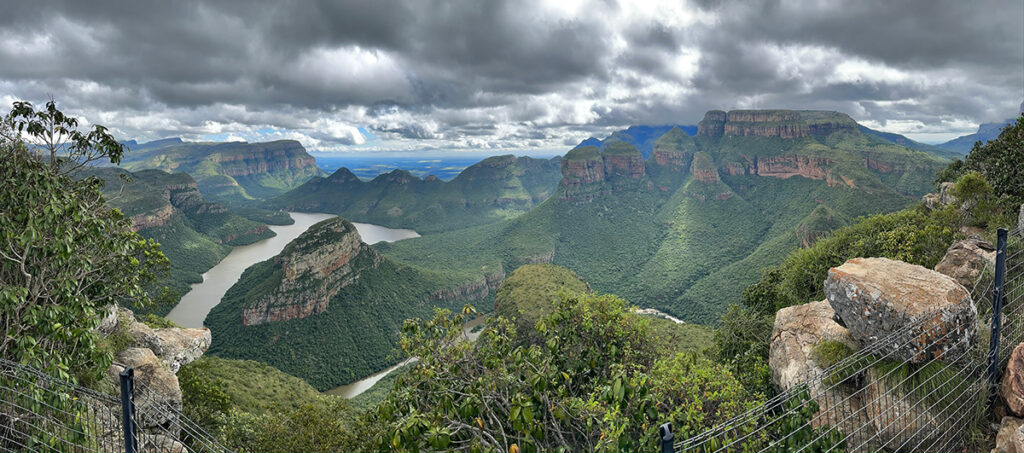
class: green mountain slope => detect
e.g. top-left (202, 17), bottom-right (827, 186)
top-left (205, 217), bottom-right (492, 390)
top-left (378, 110), bottom-right (946, 324)
top-left (83, 167), bottom-right (276, 313)
top-left (265, 154), bottom-right (561, 233)
top-left (119, 138), bottom-right (325, 206)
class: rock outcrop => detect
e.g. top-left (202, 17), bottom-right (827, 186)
top-left (690, 152), bottom-right (720, 183)
top-left (752, 155), bottom-right (832, 181)
top-left (995, 417), bottom-right (1024, 453)
top-left (242, 217), bottom-right (377, 326)
top-left (94, 306), bottom-right (210, 448)
top-left (559, 143), bottom-right (647, 202)
top-left (934, 236), bottom-right (996, 288)
top-left (922, 182), bottom-right (957, 210)
top-left (111, 347), bottom-right (182, 429)
top-left (769, 300), bottom-right (857, 391)
top-left (1004, 344), bottom-right (1024, 418)
top-left (824, 257), bottom-right (977, 363)
top-left (861, 367), bottom-right (953, 448)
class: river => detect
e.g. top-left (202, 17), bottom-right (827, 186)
top-left (166, 212), bottom-right (420, 329)
top-left (326, 315), bottom-right (487, 399)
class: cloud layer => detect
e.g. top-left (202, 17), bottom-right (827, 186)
top-left (0, 0), bottom-right (1020, 152)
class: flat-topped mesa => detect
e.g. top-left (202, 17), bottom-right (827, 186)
top-left (697, 109), bottom-right (857, 139)
top-left (241, 217), bottom-right (379, 326)
top-left (209, 140), bottom-right (319, 178)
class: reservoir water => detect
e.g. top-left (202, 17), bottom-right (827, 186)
top-left (166, 212), bottom-right (419, 329)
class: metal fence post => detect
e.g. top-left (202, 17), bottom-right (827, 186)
top-left (659, 422), bottom-right (675, 453)
top-left (988, 228), bottom-right (1008, 411)
top-left (120, 367), bottom-right (138, 453)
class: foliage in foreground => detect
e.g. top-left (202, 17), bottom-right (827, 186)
top-left (0, 109), bottom-right (168, 385)
top-left (365, 296), bottom-right (761, 452)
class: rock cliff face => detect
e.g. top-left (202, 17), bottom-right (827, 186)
top-left (690, 152), bottom-right (720, 183)
top-left (697, 110), bottom-right (857, 139)
top-left (242, 218), bottom-right (379, 326)
top-left (560, 143), bottom-right (647, 202)
top-left (209, 141), bottom-right (318, 178)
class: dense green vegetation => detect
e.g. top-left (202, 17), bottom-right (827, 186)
top-left (937, 113), bottom-right (1024, 204)
top-left (381, 115), bottom-right (941, 324)
top-left (493, 263), bottom-right (591, 342)
top-left (267, 154), bottom-right (562, 233)
top-left (119, 138), bottom-right (325, 205)
top-left (205, 218), bottom-right (491, 390)
top-left (0, 102), bottom-right (168, 384)
top-left (81, 167), bottom-right (277, 313)
top-left (177, 355), bottom-right (361, 452)
top-left (364, 297), bottom-right (761, 452)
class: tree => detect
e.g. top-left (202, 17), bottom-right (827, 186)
top-left (0, 105), bottom-right (167, 384)
top-left (938, 113), bottom-right (1024, 204)
top-left (1, 99), bottom-right (127, 175)
top-left (364, 295), bottom-right (760, 452)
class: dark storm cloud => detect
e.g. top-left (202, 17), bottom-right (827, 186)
top-left (0, 0), bottom-right (1019, 151)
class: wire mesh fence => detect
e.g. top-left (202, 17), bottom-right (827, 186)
top-left (0, 357), bottom-right (228, 453)
top-left (669, 228), bottom-right (1024, 453)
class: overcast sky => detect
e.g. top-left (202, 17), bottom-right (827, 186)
top-left (0, 0), bottom-right (1021, 154)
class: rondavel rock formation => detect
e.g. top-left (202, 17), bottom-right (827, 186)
top-left (768, 238), bottom-right (992, 449)
top-left (94, 306), bottom-right (211, 452)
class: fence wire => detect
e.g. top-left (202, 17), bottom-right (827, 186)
top-left (676, 229), bottom-right (1024, 453)
top-left (0, 357), bottom-right (228, 453)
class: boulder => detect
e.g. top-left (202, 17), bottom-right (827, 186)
top-left (113, 348), bottom-right (182, 430)
top-left (1004, 344), bottom-right (1024, 417)
top-left (861, 367), bottom-right (955, 450)
top-left (934, 236), bottom-right (996, 288)
top-left (768, 300), bottom-right (874, 447)
top-left (825, 257), bottom-right (977, 363)
top-left (769, 300), bottom-right (858, 391)
top-left (96, 304), bottom-right (119, 334)
top-left (922, 182), bottom-right (956, 210)
top-left (995, 417), bottom-right (1024, 453)
top-left (126, 317), bottom-right (164, 356)
top-left (154, 327), bottom-right (211, 373)
top-left (141, 433), bottom-right (190, 453)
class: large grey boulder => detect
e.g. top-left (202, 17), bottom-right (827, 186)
top-left (111, 348), bottom-right (182, 430)
top-left (154, 327), bottom-right (211, 373)
top-left (934, 236), bottom-right (996, 288)
top-left (1004, 343), bottom-right (1024, 417)
top-left (825, 257), bottom-right (977, 363)
top-left (769, 300), bottom-right (857, 391)
top-left (922, 182), bottom-right (956, 210)
top-left (995, 417), bottom-right (1024, 453)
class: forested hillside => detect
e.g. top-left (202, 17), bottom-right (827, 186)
top-left (267, 154), bottom-right (562, 233)
top-left (378, 110), bottom-right (947, 323)
top-left (82, 167), bottom-right (276, 313)
top-left (119, 138), bottom-right (325, 206)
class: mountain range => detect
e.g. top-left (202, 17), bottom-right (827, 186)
top-left (376, 110), bottom-right (947, 323)
top-left (266, 154), bottom-right (562, 233)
